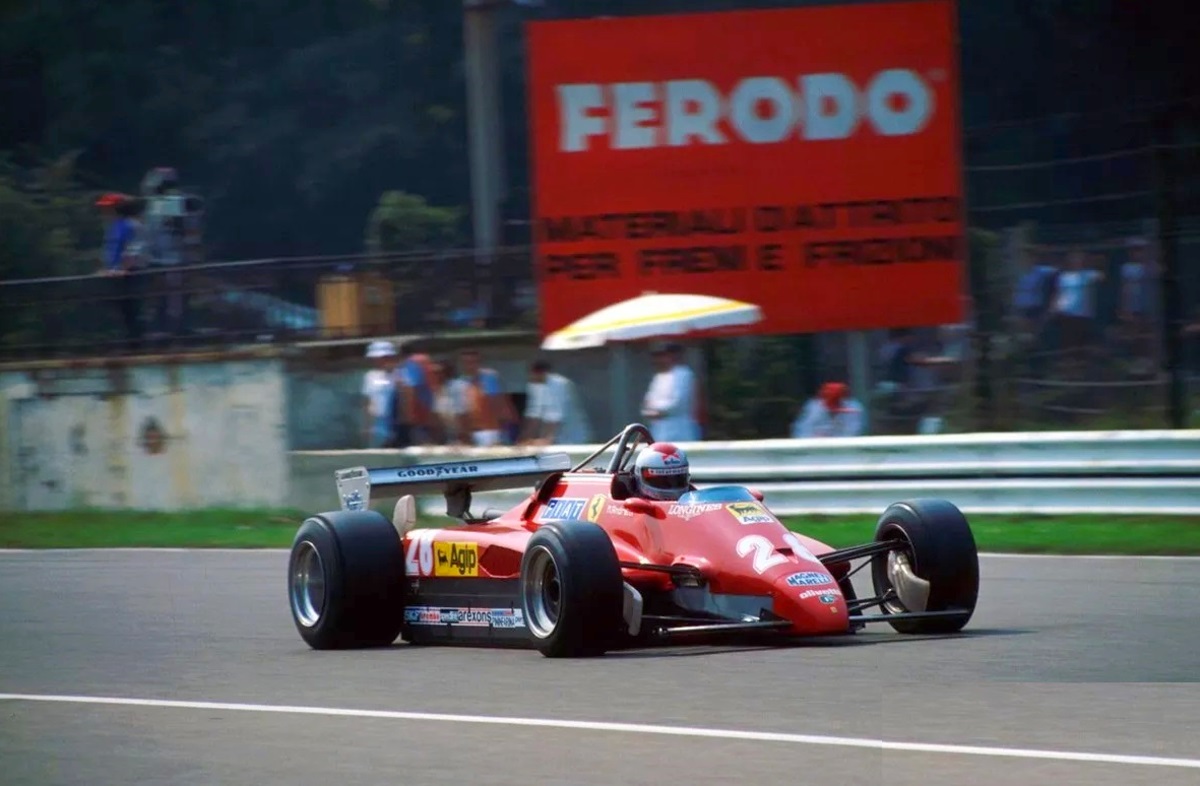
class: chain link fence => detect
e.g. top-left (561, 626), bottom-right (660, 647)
top-left (701, 104), bottom-right (1200, 439)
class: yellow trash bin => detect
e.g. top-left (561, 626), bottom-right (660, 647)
top-left (317, 272), bottom-right (395, 337)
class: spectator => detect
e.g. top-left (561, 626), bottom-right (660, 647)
top-left (791, 381), bottom-right (865, 438)
top-left (430, 358), bottom-right (466, 445)
top-left (142, 167), bottom-right (189, 336)
top-left (447, 283), bottom-right (487, 329)
top-left (1012, 246), bottom-right (1059, 335)
top-left (394, 342), bottom-right (435, 446)
top-left (520, 359), bottom-right (592, 446)
top-left (456, 349), bottom-right (517, 447)
top-left (1052, 247), bottom-right (1105, 360)
top-left (96, 193), bottom-right (146, 348)
top-left (640, 342), bottom-right (701, 442)
top-left (877, 328), bottom-right (956, 425)
top-left (1120, 237), bottom-right (1158, 371)
top-left (361, 340), bottom-right (398, 448)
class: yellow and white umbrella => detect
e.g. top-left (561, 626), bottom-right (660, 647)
top-left (541, 292), bottom-right (763, 350)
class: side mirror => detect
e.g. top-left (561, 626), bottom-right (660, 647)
top-left (747, 487), bottom-right (765, 502)
top-left (623, 497), bottom-right (662, 517)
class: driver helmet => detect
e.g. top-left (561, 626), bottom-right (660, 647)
top-left (633, 442), bottom-right (691, 501)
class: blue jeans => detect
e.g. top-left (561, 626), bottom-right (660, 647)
top-left (368, 417), bottom-right (392, 448)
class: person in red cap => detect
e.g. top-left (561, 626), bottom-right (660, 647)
top-left (791, 381), bottom-right (864, 438)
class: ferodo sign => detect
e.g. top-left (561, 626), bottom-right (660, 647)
top-left (557, 71), bottom-right (934, 151)
top-left (525, 2), bottom-right (966, 337)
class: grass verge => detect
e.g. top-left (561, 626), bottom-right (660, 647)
top-left (2, 509), bottom-right (1199, 555)
top-left (782, 514), bottom-right (1200, 556)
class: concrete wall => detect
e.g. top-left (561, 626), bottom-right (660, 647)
top-left (1, 356), bottom-right (288, 510)
top-left (0, 335), bottom-right (700, 511)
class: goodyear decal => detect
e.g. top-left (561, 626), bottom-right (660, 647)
top-left (726, 501), bottom-right (774, 525)
top-left (586, 494), bottom-right (606, 522)
top-left (434, 542), bottom-right (478, 577)
top-left (542, 497), bottom-right (587, 520)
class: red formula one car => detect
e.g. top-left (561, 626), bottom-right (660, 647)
top-left (287, 423), bottom-right (979, 657)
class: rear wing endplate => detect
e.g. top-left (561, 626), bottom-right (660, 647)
top-left (335, 452), bottom-right (573, 519)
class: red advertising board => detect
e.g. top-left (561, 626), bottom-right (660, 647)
top-left (525, 1), bottom-right (965, 337)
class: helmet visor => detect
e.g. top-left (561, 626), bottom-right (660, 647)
top-left (641, 466), bottom-right (689, 493)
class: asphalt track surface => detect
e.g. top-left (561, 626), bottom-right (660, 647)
top-left (1, 550), bottom-right (1199, 786)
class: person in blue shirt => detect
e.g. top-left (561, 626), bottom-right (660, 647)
top-left (392, 343), bottom-right (435, 447)
top-left (96, 194), bottom-right (146, 348)
top-left (457, 349), bottom-right (517, 446)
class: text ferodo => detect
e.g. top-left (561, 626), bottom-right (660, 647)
top-left (556, 70), bottom-right (936, 152)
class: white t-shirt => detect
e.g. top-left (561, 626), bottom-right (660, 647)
top-left (791, 398), bottom-right (865, 438)
top-left (642, 364), bottom-right (700, 442)
top-left (436, 378), bottom-right (466, 418)
top-left (362, 369), bottom-right (395, 420)
top-left (524, 372), bottom-right (591, 445)
top-left (1055, 270), bottom-right (1102, 318)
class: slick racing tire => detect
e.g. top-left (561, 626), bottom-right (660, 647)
top-left (520, 520), bottom-right (625, 658)
top-left (288, 510), bottom-right (407, 650)
top-left (869, 499), bottom-right (979, 635)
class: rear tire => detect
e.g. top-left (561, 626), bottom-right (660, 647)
top-left (870, 499), bottom-right (979, 634)
top-left (520, 520), bottom-right (624, 657)
top-left (288, 510), bottom-right (407, 649)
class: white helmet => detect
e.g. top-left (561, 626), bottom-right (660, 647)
top-left (633, 442), bottom-right (691, 501)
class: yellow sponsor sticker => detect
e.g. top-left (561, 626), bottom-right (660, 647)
top-left (726, 501), bottom-right (774, 525)
top-left (586, 494), bottom-right (607, 523)
top-left (434, 542), bottom-right (478, 577)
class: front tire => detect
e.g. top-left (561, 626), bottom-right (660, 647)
top-left (870, 499), bottom-right (979, 634)
top-left (288, 510), bottom-right (407, 649)
top-left (520, 520), bottom-right (624, 657)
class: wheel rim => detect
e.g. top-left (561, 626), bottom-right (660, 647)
top-left (523, 546), bottom-right (562, 639)
top-left (874, 525), bottom-right (915, 615)
top-left (290, 540), bottom-right (326, 628)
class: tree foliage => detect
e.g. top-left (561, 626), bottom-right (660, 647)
top-left (0, 0), bottom-right (1196, 282)
top-left (365, 191), bottom-right (463, 255)
top-left (0, 151), bottom-right (99, 278)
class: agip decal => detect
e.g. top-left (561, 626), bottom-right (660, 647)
top-left (434, 542), bottom-right (478, 577)
top-left (726, 502), bottom-right (774, 525)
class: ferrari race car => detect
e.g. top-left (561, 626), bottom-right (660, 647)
top-left (287, 423), bottom-right (980, 657)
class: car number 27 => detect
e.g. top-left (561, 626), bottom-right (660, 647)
top-left (736, 533), bottom-right (820, 574)
top-left (405, 529), bottom-right (438, 577)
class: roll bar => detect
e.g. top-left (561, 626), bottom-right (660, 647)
top-left (570, 422), bottom-right (656, 475)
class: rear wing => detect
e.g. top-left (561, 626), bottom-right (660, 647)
top-left (334, 452), bottom-right (573, 519)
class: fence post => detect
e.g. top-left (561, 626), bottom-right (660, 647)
top-left (1153, 105), bottom-right (1186, 429)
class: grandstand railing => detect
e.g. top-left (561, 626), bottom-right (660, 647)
top-left (0, 246), bottom-right (539, 361)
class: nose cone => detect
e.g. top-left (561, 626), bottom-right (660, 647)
top-left (773, 569), bottom-right (849, 635)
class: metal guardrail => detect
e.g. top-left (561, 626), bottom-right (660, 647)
top-left (291, 429), bottom-right (1200, 516)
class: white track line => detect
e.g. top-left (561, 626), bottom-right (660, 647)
top-left (0, 548), bottom-right (289, 554)
top-left (980, 553), bottom-right (1200, 560)
top-left (1, 693), bottom-right (1198, 770)
top-left (2, 548), bottom-right (1199, 561)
